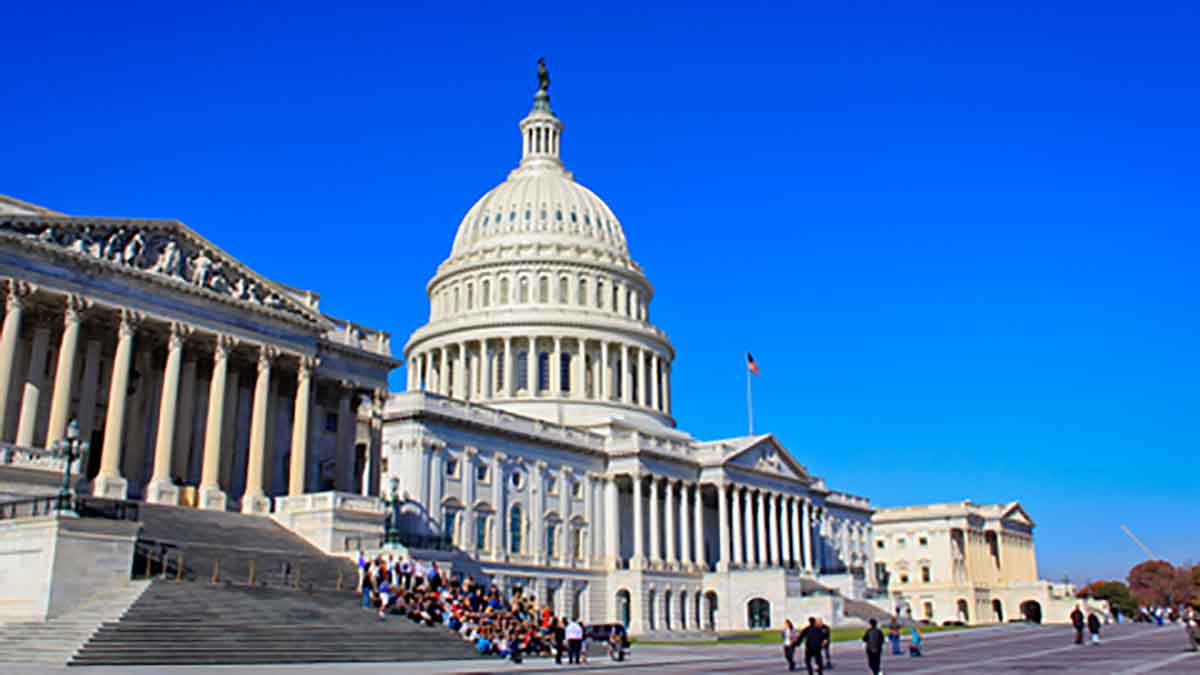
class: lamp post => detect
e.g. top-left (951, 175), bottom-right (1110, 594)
top-left (51, 419), bottom-right (89, 512)
top-left (382, 477), bottom-right (403, 550)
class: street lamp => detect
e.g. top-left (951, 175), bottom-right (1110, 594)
top-left (50, 419), bottom-right (89, 512)
top-left (382, 477), bottom-right (403, 550)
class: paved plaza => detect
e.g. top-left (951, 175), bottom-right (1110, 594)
top-left (5, 622), bottom-right (1197, 674)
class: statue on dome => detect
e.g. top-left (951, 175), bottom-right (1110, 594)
top-left (537, 57), bottom-right (550, 92)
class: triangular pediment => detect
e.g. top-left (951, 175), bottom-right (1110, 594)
top-left (1000, 502), bottom-right (1035, 527)
top-left (722, 435), bottom-right (812, 483)
top-left (0, 214), bottom-right (324, 325)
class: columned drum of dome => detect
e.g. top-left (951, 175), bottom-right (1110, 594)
top-left (405, 66), bottom-right (676, 430)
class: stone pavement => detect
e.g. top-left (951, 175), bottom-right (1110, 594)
top-left (3, 622), bottom-right (1197, 674)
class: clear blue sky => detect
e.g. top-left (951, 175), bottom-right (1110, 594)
top-left (3, 1), bottom-right (1196, 583)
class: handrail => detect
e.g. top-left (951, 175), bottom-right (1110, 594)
top-left (0, 493), bottom-right (138, 521)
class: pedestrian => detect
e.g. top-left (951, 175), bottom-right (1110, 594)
top-left (887, 614), bottom-right (902, 655)
top-left (356, 550), bottom-right (366, 591)
top-left (565, 617), bottom-right (584, 664)
top-left (908, 624), bottom-right (922, 657)
top-left (1071, 605), bottom-right (1085, 644)
top-left (1087, 612), bottom-right (1101, 645)
top-left (550, 616), bottom-right (565, 664)
top-left (797, 617), bottom-right (825, 675)
top-left (815, 617), bottom-right (832, 670)
top-left (782, 618), bottom-right (798, 671)
top-left (862, 618), bottom-right (884, 675)
top-left (398, 556), bottom-right (413, 590)
top-left (1183, 607), bottom-right (1200, 652)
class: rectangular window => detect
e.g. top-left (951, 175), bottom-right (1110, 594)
top-left (545, 525), bottom-right (556, 558)
top-left (560, 353), bottom-right (571, 392)
top-left (573, 528), bottom-right (584, 560)
top-left (444, 511), bottom-right (458, 542)
top-left (921, 566), bottom-right (931, 583)
top-left (475, 516), bottom-right (488, 551)
top-left (476, 463), bottom-right (489, 483)
top-left (572, 480), bottom-right (583, 499)
top-left (538, 352), bottom-right (550, 391)
top-left (547, 475), bottom-right (558, 495)
top-left (919, 536), bottom-right (928, 547)
top-left (445, 458), bottom-right (459, 477)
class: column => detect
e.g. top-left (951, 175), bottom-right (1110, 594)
top-left (552, 336), bottom-right (562, 394)
top-left (557, 466), bottom-right (571, 566)
top-left (198, 335), bottom-right (234, 510)
top-left (528, 336), bottom-right (538, 396)
top-left (503, 337), bottom-right (514, 397)
top-left (94, 309), bottom-right (140, 499)
top-left (491, 452), bottom-right (507, 560)
top-left (664, 479), bottom-right (677, 568)
top-left (171, 355), bottom-right (197, 481)
top-left (716, 484), bottom-right (730, 572)
top-left (480, 339), bottom-right (490, 399)
top-left (46, 295), bottom-right (85, 447)
top-left (531, 460), bottom-right (547, 562)
top-left (692, 483), bottom-right (705, 570)
top-left (419, 352), bottom-right (429, 391)
top-left (678, 481), bottom-right (692, 568)
top-left (574, 338), bottom-right (586, 399)
top-left (583, 471), bottom-right (595, 563)
top-left (287, 356), bottom-right (315, 495)
top-left (463, 446), bottom-right (478, 552)
top-left (0, 280), bottom-right (32, 440)
top-left (242, 345), bottom-right (276, 513)
top-left (731, 486), bottom-right (744, 568)
top-left (620, 344), bottom-right (631, 404)
top-left (802, 499), bottom-right (814, 572)
top-left (15, 319), bottom-right (51, 447)
top-left (428, 445), bottom-right (444, 527)
top-left (438, 346), bottom-right (449, 394)
top-left (663, 364), bottom-right (671, 416)
top-left (756, 490), bottom-right (768, 567)
top-left (790, 497), bottom-right (802, 568)
top-left (636, 347), bottom-right (646, 405)
top-left (647, 475), bottom-right (661, 567)
top-left (650, 352), bottom-right (659, 411)
top-left (600, 340), bottom-right (610, 401)
top-left (631, 473), bottom-right (645, 568)
top-left (604, 475), bottom-right (619, 568)
top-left (76, 337), bottom-right (102, 443)
top-left (458, 342), bottom-right (468, 400)
top-left (769, 493), bottom-right (781, 567)
top-left (147, 323), bottom-right (189, 504)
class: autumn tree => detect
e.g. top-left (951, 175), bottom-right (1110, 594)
top-left (1076, 580), bottom-right (1137, 615)
top-left (1127, 560), bottom-right (1194, 607)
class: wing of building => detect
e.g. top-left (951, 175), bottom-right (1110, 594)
top-left (382, 70), bottom-right (879, 634)
top-left (872, 500), bottom-right (1087, 625)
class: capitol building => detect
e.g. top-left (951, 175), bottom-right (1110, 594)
top-left (380, 69), bottom-right (877, 634)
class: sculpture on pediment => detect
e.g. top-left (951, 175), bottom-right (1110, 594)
top-left (35, 226), bottom-right (59, 244)
top-left (152, 237), bottom-right (183, 278)
top-left (122, 232), bottom-right (145, 266)
top-left (69, 226), bottom-right (102, 258)
top-left (103, 228), bottom-right (126, 261)
top-left (190, 250), bottom-right (214, 287)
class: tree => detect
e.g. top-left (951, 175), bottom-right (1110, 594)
top-left (1127, 561), bottom-right (1194, 607)
top-left (1076, 580), bottom-right (1137, 615)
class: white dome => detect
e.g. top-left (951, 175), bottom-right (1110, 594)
top-left (450, 170), bottom-right (629, 260)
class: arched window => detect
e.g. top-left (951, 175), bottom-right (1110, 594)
top-left (572, 526), bottom-right (585, 560)
top-left (611, 285), bottom-right (619, 312)
top-left (538, 276), bottom-right (549, 303)
top-left (578, 278), bottom-right (588, 307)
top-left (545, 522), bottom-right (557, 558)
top-left (627, 289), bottom-right (635, 317)
top-left (679, 591), bottom-right (688, 630)
top-left (481, 279), bottom-right (491, 307)
top-left (466, 283), bottom-right (474, 310)
top-left (476, 514), bottom-right (490, 551)
top-left (596, 280), bottom-right (604, 308)
top-left (664, 590), bottom-right (673, 630)
top-left (747, 598), bottom-right (771, 629)
top-left (453, 286), bottom-right (460, 313)
top-left (616, 590), bottom-right (631, 628)
top-left (704, 592), bottom-right (718, 631)
top-left (647, 589), bottom-right (657, 631)
top-left (499, 277), bottom-right (509, 305)
top-left (519, 277), bottom-right (530, 304)
top-left (509, 505), bottom-right (524, 554)
top-left (559, 276), bottom-right (569, 304)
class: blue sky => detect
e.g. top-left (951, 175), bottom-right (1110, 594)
top-left (3, 1), bottom-right (1196, 582)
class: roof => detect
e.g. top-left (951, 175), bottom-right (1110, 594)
top-left (0, 195), bottom-right (64, 216)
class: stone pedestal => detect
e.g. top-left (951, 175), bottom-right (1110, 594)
top-left (92, 474), bottom-right (128, 500)
top-left (197, 485), bottom-right (228, 511)
top-left (272, 491), bottom-right (385, 554)
top-left (144, 480), bottom-right (179, 505)
top-left (241, 494), bottom-right (272, 515)
top-left (0, 512), bottom-right (139, 621)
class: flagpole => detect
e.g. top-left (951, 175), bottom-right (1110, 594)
top-left (746, 365), bottom-right (754, 436)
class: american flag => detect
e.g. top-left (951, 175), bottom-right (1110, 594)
top-left (746, 352), bottom-right (760, 376)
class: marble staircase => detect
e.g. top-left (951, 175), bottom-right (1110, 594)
top-left (0, 580), bottom-right (150, 664)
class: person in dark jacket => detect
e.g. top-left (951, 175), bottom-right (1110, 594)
top-left (796, 617), bottom-right (825, 675)
top-left (815, 617), bottom-right (832, 669)
top-left (1071, 606), bottom-right (1085, 644)
top-left (549, 617), bottom-right (565, 664)
top-left (863, 618), bottom-right (885, 675)
top-left (1087, 612), bottom-right (1102, 645)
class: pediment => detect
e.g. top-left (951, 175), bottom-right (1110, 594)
top-left (1000, 502), bottom-right (1035, 527)
top-left (724, 435), bottom-right (811, 483)
top-left (0, 215), bottom-right (324, 325)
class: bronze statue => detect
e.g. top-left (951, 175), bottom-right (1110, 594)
top-left (538, 57), bottom-right (550, 92)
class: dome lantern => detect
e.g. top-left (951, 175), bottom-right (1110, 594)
top-left (515, 58), bottom-right (566, 176)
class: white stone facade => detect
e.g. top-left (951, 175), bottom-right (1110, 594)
top-left (383, 70), bottom-right (878, 634)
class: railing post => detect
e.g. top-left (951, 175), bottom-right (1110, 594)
top-left (144, 550), bottom-right (153, 578)
top-left (294, 562), bottom-right (301, 590)
top-left (176, 551), bottom-right (184, 582)
top-left (336, 569), bottom-right (344, 591)
top-left (248, 559), bottom-right (256, 587)
top-left (212, 559), bottom-right (220, 584)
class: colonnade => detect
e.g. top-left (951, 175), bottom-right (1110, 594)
top-left (0, 279), bottom-right (377, 511)
top-left (408, 335), bottom-right (671, 416)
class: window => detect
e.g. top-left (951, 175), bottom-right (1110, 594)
top-left (538, 276), bottom-right (549, 303)
top-left (509, 506), bottom-right (523, 554)
top-left (453, 286), bottom-right (460, 313)
top-left (324, 412), bottom-right (338, 433)
top-left (578, 279), bottom-right (587, 307)
top-left (877, 540), bottom-right (885, 549)
top-left (555, 209), bottom-right (563, 221)
top-left (519, 277), bottom-right (529, 303)
top-left (538, 352), bottom-right (550, 391)
top-left (919, 536), bottom-right (928, 547)
top-left (558, 277), bottom-right (569, 304)
top-left (445, 458), bottom-right (459, 477)
top-left (596, 280), bottom-right (604, 308)
top-left (560, 353), bottom-right (571, 392)
top-left (476, 463), bottom-right (489, 482)
top-left (921, 566), bottom-right (931, 583)
top-left (510, 471), bottom-right (525, 489)
top-left (466, 283), bottom-right (474, 310)
top-left (499, 278), bottom-right (509, 305)
top-left (481, 280), bottom-right (491, 307)
top-left (545, 523), bottom-right (557, 558)
top-left (475, 515), bottom-right (489, 551)
top-left (444, 510), bottom-right (459, 542)
top-left (547, 475), bottom-right (558, 495)
top-left (572, 527), bottom-right (584, 559)
top-left (516, 351), bottom-right (528, 390)
top-left (899, 574), bottom-right (909, 584)
top-left (923, 602), bottom-right (934, 620)
top-left (572, 480), bottom-right (583, 499)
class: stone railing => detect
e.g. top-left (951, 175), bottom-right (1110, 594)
top-left (605, 430), bottom-right (695, 459)
top-left (275, 490), bottom-right (385, 515)
top-left (388, 392), bottom-right (607, 452)
top-left (827, 490), bottom-right (872, 510)
top-left (0, 443), bottom-right (69, 474)
top-left (322, 315), bottom-right (393, 357)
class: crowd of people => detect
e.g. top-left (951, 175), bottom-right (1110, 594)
top-left (356, 551), bottom-right (628, 663)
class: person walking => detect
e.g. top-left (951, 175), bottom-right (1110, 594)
top-left (815, 617), bottom-right (832, 670)
top-left (550, 617), bottom-right (566, 664)
top-left (1087, 612), bottom-right (1102, 645)
top-left (862, 618), bottom-right (885, 675)
top-left (1071, 605), bottom-right (1085, 644)
top-left (887, 615), bottom-right (902, 655)
top-left (908, 624), bottom-right (923, 657)
top-left (1183, 607), bottom-right (1200, 651)
top-left (797, 617), bottom-right (825, 675)
top-left (782, 619), bottom-right (799, 671)
top-left (565, 617), bottom-right (584, 664)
